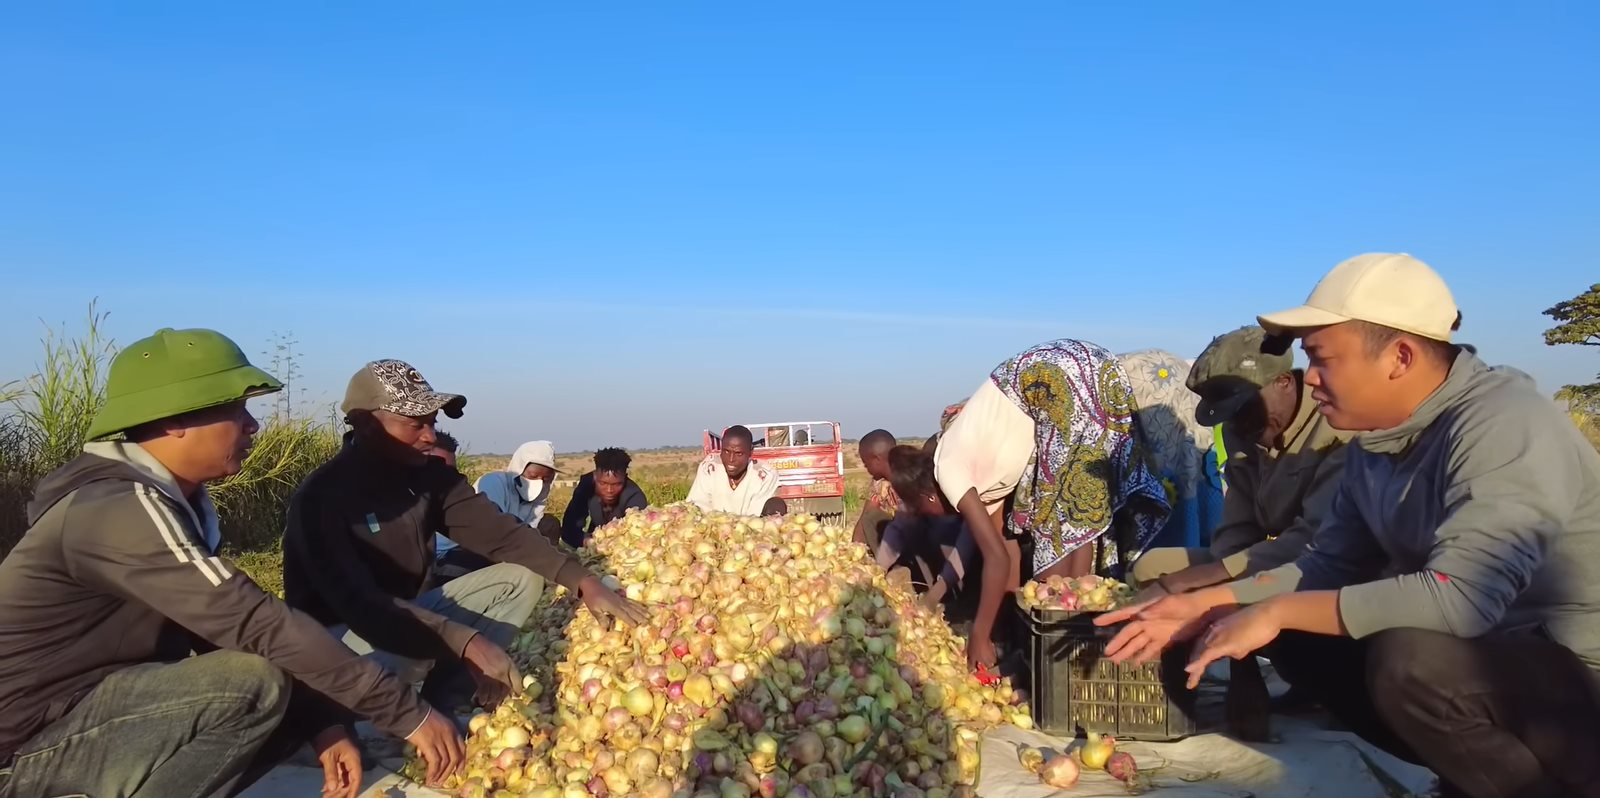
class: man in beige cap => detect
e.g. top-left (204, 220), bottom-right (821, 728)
top-left (1100, 254), bottom-right (1600, 797)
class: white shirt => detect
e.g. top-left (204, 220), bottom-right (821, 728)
top-left (933, 378), bottom-right (1036, 510)
top-left (687, 455), bottom-right (782, 516)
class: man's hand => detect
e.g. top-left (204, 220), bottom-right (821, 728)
top-left (1186, 602), bottom-right (1284, 689)
top-left (462, 634), bottom-right (523, 707)
top-left (966, 636), bottom-right (998, 671)
top-left (310, 727), bottom-right (362, 798)
top-left (579, 575), bottom-right (650, 627)
top-left (1095, 592), bottom-right (1222, 665)
top-left (405, 708), bottom-right (465, 786)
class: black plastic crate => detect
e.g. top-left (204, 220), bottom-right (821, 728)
top-left (1016, 604), bottom-right (1198, 742)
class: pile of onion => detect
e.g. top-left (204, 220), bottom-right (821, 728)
top-left (433, 503), bottom-right (1032, 798)
top-left (1018, 574), bottom-right (1135, 613)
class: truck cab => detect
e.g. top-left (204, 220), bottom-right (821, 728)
top-left (702, 421), bottom-right (846, 523)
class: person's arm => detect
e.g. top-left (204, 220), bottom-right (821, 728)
top-left (68, 485), bottom-right (431, 739)
top-left (957, 489), bottom-right (1012, 655)
top-left (875, 516), bottom-right (911, 570)
top-left (1219, 443), bottom-right (1349, 578)
top-left (434, 470), bottom-right (590, 593)
top-left (1225, 472), bottom-right (1386, 605)
top-left (751, 464), bottom-right (783, 516)
top-left (938, 522), bottom-right (978, 590)
top-left (1206, 454), bottom-right (1267, 560)
top-left (686, 463), bottom-right (714, 510)
top-left (285, 487), bottom-right (477, 662)
top-left (1331, 411), bottom-right (1582, 639)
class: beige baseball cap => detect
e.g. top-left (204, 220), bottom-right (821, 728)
top-left (1258, 253), bottom-right (1459, 342)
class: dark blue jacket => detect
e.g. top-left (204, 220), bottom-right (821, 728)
top-left (561, 472), bottom-right (649, 547)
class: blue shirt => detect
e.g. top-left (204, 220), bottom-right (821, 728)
top-left (435, 471), bottom-right (549, 557)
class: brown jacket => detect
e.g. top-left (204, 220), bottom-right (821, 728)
top-left (0, 442), bottom-right (429, 759)
top-left (1210, 382), bottom-right (1351, 577)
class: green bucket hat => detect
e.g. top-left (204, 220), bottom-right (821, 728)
top-left (87, 328), bottom-right (283, 441)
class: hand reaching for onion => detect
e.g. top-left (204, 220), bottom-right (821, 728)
top-left (404, 707), bottom-right (465, 786)
top-left (308, 727), bottom-right (362, 798)
top-left (461, 633), bottom-right (523, 708)
top-left (579, 575), bottom-right (650, 628)
top-left (966, 636), bottom-right (998, 671)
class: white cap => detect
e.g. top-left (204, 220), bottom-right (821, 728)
top-left (1258, 253), bottom-right (1460, 342)
top-left (510, 440), bottom-right (560, 474)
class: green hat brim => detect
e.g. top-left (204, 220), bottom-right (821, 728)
top-left (87, 364), bottom-right (283, 440)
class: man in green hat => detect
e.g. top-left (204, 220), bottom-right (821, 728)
top-left (283, 358), bottom-right (647, 719)
top-left (0, 329), bottom-right (464, 798)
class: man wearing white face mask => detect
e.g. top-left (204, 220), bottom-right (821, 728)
top-left (473, 441), bottom-right (561, 539)
top-left (435, 441), bottom-right (564, 578)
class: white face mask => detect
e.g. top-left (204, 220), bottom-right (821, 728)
top-left (519, 478), bottom-right (546, 502)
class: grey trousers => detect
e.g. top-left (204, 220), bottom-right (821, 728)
top-left (332, 563), bottom-right (544, 701)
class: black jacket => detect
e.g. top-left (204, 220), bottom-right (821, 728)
top-left (283, 444), bottom-right (590, 663)
top-left (560, 472), bottom-right (649, 547)
top-left (0, 442), bottom-right (428, 759)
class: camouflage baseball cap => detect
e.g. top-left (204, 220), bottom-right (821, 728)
top-left (1186, 326), bottom-right (1294, 427)
top-left (341, 359), bottom-right (466, 420)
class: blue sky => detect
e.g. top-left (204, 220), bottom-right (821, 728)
top-left (3, 2), bottom-right (1597, 453)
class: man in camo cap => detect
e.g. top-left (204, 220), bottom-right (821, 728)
top-left (1132, 325), bottom-right (1350, 594)
top-left (283, 358), bottom-right (646, 725)
top-left (1127, 324), bottom-right (1351, 737)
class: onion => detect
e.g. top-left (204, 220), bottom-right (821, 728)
top-left (603, 706), bottom-right (631, 732)
top-left (789, 731), bottom-right (824, 765)
top-left (1039, 755), bottom-right (1079, 788)
top-left (1079, 732), bottom-right (1114, 771)
top-left (626, 748), bottom-right (660, 780)
top-left (624, 686), bottom-right (655, 717)
top-left (838, 715), bottom-right (870, 744)
top-left (1107, 751), bottom-right (1138, 784)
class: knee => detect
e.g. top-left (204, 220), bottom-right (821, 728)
top-left (208, 651), bottom-right (291, 721)
top-left (483, 562), bottom-right (539, 591)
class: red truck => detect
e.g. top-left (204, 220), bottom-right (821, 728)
top-left (702, 420), bottom-right (847, 523)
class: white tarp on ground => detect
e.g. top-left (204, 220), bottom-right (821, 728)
top-left (242, 663), bottom-right (1441, 798)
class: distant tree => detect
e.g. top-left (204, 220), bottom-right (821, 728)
top-left (1544, 284), bottom-right (1600, 413)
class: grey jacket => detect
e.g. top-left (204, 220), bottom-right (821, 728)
top-left (1232, 351), bottom-right (1600, 670)
top-left (0, 442), bottom-right (430, 758)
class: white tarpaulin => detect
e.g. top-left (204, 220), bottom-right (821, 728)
top-left (977, 718), bottom-right (1436, 798)
top-left (243, 663), bottom-right (1441, 798)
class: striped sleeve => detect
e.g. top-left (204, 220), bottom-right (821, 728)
top-left (63, 482), bottom-right (432, 739)
top-left (131, 484), bottom-right (234, 586)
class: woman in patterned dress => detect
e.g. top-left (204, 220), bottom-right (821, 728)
top-left (890, 339), bottom-right (1172, 669)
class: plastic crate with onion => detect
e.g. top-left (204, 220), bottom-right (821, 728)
top-left (1013, 576), bottom-right (1198, 742)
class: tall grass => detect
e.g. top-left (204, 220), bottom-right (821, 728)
top-left (0, 306), bottom-right (114, 554)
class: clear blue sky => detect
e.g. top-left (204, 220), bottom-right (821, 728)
top-left (4, 2), bottom-right (1597, 453)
